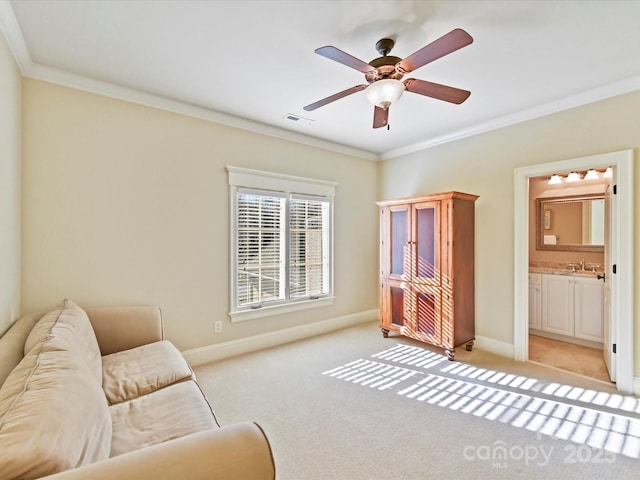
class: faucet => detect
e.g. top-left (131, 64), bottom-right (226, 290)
top-left (579, 259), bottom-right (585, 271)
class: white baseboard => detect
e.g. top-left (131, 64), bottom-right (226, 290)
top-left (184, 320), bottom-right (638, 393)
top-left (632, 377), bottom-right (640, 396)
top-left (182, 309), bottom-right (378, 366)
top-left (474, 335), bottom-right (515, 359)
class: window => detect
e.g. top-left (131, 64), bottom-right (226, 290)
top-left (228, 167), bottom-right (335, 321)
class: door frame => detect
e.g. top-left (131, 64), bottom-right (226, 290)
top-left (513, 150), bottom-right (634, 393)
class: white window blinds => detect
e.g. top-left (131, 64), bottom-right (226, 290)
top-left (236, 191), bottom-right (286, 307)
top-left (289, 195), bottom-right (330, 299)
top-left (228, 166), bottom-right (336, 320)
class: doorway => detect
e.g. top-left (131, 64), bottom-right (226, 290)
top-left (527, 172), bottom-right (610, 382)
top-left (513, 150), bottom-right (634, 393)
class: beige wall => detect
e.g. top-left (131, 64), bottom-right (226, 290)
top-left (0, 33), bottom-right (21, 335)
top-left (21, 79), bottom-right (379, 351)
top-left (13, 54), bottom-right (640, 375)
top-left (379, 90), bottom-right (640, 374)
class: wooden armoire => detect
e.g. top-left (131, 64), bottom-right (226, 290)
top-left (376, 191), bottom-right (478, 360)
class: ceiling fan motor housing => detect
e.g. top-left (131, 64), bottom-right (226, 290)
top-left (366, 56), bottom-right (404, 83)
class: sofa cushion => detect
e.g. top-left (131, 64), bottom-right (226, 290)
top-left (84, 306), bottom-right (164, 356)
top-left (0, 312), bottom-right (45, 388)
top-left (102, 340), bottom-right (195, 405)
top-left (0, 305), bottom-right (112, 479)
top-left (24, 299), bottom-right (103, 382)
top-left (109, 380), bottom-right (219, 457)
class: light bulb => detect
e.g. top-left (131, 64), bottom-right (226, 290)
top-left (548, 174), bottom-right (563, 185)
top-left (584, 169), bottom-right (599, 180)
top-left (566, 172), bottom-right (581, 183)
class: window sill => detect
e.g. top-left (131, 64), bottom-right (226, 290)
top-left (229, 296), bottom-right (335, 322)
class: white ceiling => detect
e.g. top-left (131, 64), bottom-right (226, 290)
top-left (3, 0), bottom-right (640, 160)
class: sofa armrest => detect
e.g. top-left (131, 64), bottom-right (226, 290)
top-left (43, 423), bottom-right (276, 480)
top-left (84, 306), bottom-right (164, 355)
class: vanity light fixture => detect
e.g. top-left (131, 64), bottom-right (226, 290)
top-left (547, 168), bottom-right (608, 185)
top-left (584, 169), bottom-right (599, 180)
top-left (565, 171), bottom-right (581, 183)
top-left (548, 174), bottom-right (563, 185)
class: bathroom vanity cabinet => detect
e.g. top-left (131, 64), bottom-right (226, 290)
top-left (529, 272), bottom-right (604, 344)
top-left (528, 273), bottom-right (542, 330)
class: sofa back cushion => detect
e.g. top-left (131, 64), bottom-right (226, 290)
top-left (0, 300), bottom-right (111, 479)
top-left (0, 312), bottom-right (45, 389)
top-left (24, 300), bottom-right (103, 382)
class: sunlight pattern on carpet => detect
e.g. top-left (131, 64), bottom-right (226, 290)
top-left (322, 359), bottom-right (421, 390)
top-left (322, 343), bottom-right (640, 460)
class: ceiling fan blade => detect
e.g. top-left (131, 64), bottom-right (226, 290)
top-left (303, 84), bottom-right (367, 111)
top-left (404, 78), bottom-right (471, 104)
top-left (315, 46), bottom-right (376, 74)
top-left (397, 28), bottom-right (473, 73)
top-left (373, 106), bottom-right (388, 129)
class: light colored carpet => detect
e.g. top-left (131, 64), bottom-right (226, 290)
top-left (194, 321), bottom-right (640, 479)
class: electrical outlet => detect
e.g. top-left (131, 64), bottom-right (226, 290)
top-left (214, 321), bottom-right (223, 334)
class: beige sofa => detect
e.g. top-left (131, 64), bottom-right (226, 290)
top-left (0, 299), bottom-right (275, 480)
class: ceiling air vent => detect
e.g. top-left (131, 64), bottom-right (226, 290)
top-left (283, 113), bottom-right (314, 125)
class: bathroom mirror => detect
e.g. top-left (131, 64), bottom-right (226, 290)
top-left (535, 194), bottom-right (605, 252)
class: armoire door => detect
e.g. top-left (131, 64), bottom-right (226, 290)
top-left (411, 201), bottom-right (440, 283)
top-left (410, 201), bottom-right (442, 343)
top-left (380, 279), bottom-right (406, 334)
top-left (380, 204), bottom-right (411, 281)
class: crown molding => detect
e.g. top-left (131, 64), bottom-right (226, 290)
top-left (0, 2), bottom-right (378, 162)
top-left (382, 74), bottom-right (640, 160)
top-left (3, 2), bottom-right (640, 163)
top-left (26, 63), bottom-right (380, 161)
top-left (0, 0), bottom-right (31, 73)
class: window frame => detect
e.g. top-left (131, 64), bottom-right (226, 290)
top-left (227, 166), bottom-right (336, 322)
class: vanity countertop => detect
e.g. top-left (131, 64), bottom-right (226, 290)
top-left (529, 260), bottom-right (603, 278)
top-left (528, 267), bottom-right (601, 278)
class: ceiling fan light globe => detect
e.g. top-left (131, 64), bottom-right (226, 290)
top-left (365, 79), bottom-right (405, 108)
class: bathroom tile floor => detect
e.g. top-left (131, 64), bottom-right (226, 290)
top-left (528, 334), bottom-right (612, 383)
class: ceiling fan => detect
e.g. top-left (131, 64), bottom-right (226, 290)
top-left (303, 28), bottom-right (473, 129)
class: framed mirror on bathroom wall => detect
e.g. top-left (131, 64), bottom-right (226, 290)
top-left (535, 194), bottom-right (605, 252)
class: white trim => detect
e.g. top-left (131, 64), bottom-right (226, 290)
top-left (183, 309), bottom-right (378, 366)
top-left (227, 166), bottom-right (337, 198)
top-left (27, 65), bottom-right (379, 161)
top-left (513, 150), bottom-right (634, 393)
top-left (633, 376), bottom-right (640, 396)
top-left (229, 296), bottom-right (335, 322)
top-left (474, 335), bottom-right (514, 359)
top-left (0, 0), bottom-right (373, 161)
top-left (380, 75), bottom-right (640, 160)
top-left (228, 167), bottom-right (336, 320)
top-left (0, 0), bottom-right (32, 73)
top-left (4, 3), bottom-right (640, 163)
